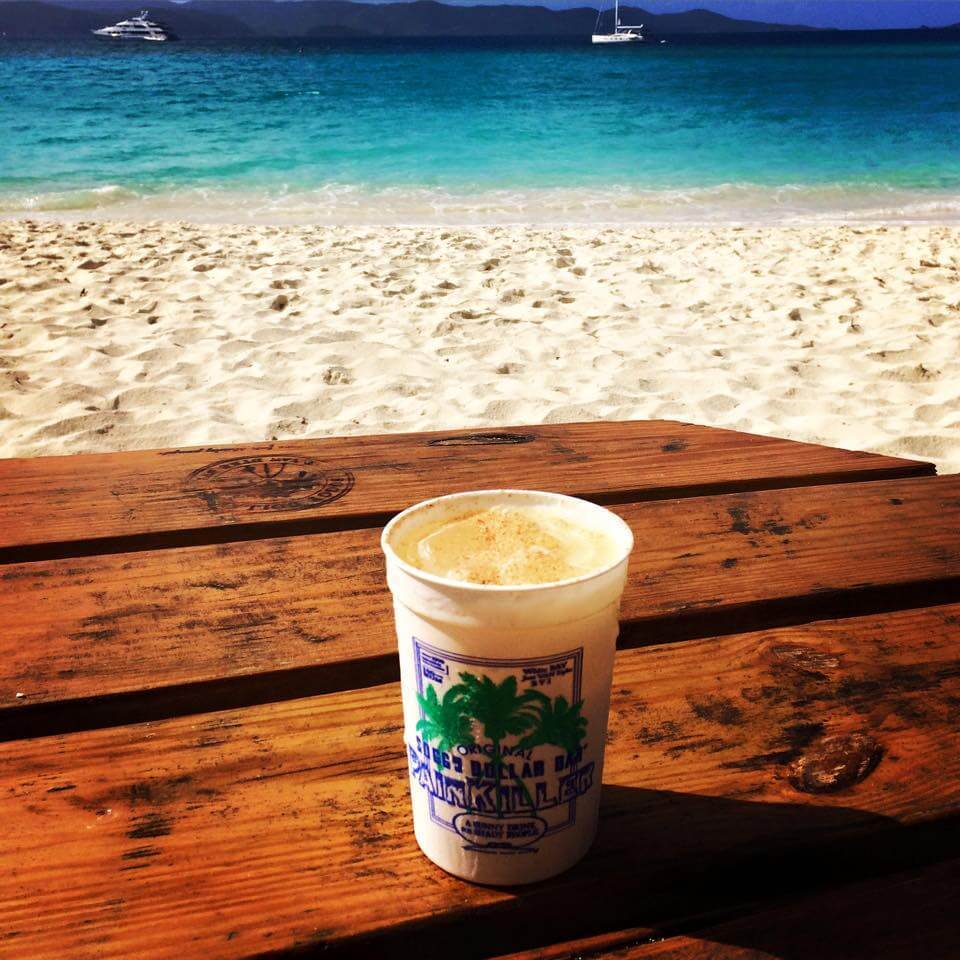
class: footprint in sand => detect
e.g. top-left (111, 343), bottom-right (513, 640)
top-left (867, 348), bottom-right (918, 362)
top-left (881, 363), bottom-right (940, 383)
top-left (700, 394), bottom-right (740, 415)
top-left (322, 366), bottom-right (353, 385)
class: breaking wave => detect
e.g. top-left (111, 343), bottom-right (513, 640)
top-left (4, 181), bottom-right (960, 225)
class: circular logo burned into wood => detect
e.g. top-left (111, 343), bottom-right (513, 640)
top-left (427, 432), bottom-right (537, 447)
top-left (184, 456), bottom-right (354, 514)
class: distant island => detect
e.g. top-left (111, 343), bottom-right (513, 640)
top-left (0, 0), bottom-right (823, 39)
top-left (1, 0), bottom-right (959, 39)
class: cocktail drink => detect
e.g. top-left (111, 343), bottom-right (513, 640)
top-left (381, 490), bottom-right (634, 885)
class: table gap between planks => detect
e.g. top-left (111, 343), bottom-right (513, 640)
top-left (2, 419), bottom-right (959, 960)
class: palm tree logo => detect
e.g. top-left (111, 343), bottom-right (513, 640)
top-left (416, 684), bottom-right (475, 762)
top-left (517, 695), bottom-right (587, 756)
top-left (458, 673), bottom-right (545, 816)
top-left (416, 670), bottom-right (588, 818)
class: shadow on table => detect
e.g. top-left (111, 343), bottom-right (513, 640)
top-left (581, 784), bottom-right (960, 960)
top-left (329, 783), bottom-right (960, 959)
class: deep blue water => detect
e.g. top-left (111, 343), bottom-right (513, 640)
top-left (2, 34), bottom-right (960, 222)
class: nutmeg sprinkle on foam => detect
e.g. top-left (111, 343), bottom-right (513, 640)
top-left (397, 504), bottom-right (620, 586)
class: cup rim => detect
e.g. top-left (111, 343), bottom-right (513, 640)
top-left (380, 488), bottom-right (634, 594)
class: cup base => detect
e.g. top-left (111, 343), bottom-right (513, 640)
top-left (414, 819), bottom-right (598, 886)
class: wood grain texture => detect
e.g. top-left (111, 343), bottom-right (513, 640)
top-left (492, 859), bottom-right (960, 960)
top-left (3, 604), bottom-right (960, 960)
top-left (0, 420), bottom-right (933, 562)
top-left (3, 475), bottom-right (958, 734)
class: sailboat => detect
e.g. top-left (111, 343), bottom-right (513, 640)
top-left (591, 0), bottom-right (645, 43)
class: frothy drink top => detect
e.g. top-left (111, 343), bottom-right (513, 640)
top-left (396, 504), bottom-right (622, 585)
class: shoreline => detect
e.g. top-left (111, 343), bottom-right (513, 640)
top-left (9, 215), bottom-right (960, 229)
top-left (4, 182), bottom-right (960, 227)
top-left (2, 219), bottom-right (958, 474)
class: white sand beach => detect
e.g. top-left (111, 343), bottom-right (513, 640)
top-left (1, 219), bottom-right (958, 473)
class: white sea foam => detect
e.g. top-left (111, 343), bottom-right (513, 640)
top-left (4, 181), bottom-right (960, 225)
top-left (8, 184), bottom-right (144, 213)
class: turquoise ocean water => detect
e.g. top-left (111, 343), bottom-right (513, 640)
top-left (3, 34), bottom-right (960, 223)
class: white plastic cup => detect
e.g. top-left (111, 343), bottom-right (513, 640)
top-left (381, 489), bottom-right (634, 885)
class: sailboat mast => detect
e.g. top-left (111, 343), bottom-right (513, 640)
top-left (614, 0), bottom-right (619, 28)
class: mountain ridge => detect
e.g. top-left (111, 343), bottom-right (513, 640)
top-left (0, 0), bottom-right (824, 38)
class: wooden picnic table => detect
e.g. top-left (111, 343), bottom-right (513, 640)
top-left (1, 419), bottom-right (959, 959)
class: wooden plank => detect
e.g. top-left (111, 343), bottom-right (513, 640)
top-left (628, 858), bottom-right (960, 960)
top-left (3, 474), bottom-right (959, 737)
top-left (493, 859), bottom-right (960, 960)
top-left (4, 604), bottom-right (960, 960)
top-left (0, 420), bottom-right (933, 563)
